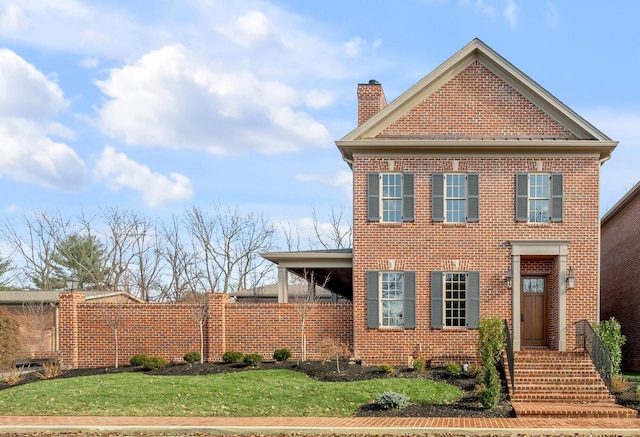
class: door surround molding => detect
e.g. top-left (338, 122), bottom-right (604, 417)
top-left (509, 240), bottom-right (570, 352)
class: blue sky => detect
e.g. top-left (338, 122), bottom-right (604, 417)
top-left (0, 0), bottom-right (638, 245)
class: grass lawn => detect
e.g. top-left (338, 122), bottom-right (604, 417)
top-left (0, 369), bottom-right (462, 417)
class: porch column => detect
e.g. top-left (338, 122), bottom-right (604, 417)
top-left (511, 255), bottom-right (521, 351)
top-left (558, 254), bottom-right (567, 351)
top-left (277, 266), bottom-right (289, 303)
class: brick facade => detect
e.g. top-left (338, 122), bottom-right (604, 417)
top-left (601, 182), bottom-right (640, 371)
top-left (58, 292), bottom-right (353, 369)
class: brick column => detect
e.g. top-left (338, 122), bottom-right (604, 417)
top-left (205, 293), bottom-right (227, 362)
top-left (58, 292), bottom-right (86, 369)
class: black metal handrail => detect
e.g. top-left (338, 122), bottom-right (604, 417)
top-left (575, 319), bottom-right (612, 390)
top-left (502, 319), bottom-right (515, 395)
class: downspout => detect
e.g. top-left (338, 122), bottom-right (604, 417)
top-left (54, 304), bottom-right (59, 354)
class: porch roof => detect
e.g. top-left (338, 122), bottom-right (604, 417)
top-left (261, 249), bottom-right (354, 300)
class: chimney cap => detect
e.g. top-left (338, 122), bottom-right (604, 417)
top-left (368, 79), bottom-right (380, 85)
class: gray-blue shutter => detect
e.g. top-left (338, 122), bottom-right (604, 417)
top-left (367, 173), bottom-right (380, 222)
top-left (466, 173), bottom-right (479, 222)
top-left (402, 173), bottom-right (414, 222)
top-left (466, 271), bottom-right (480, 329)
top-left (403, 271), bottom-right (416, 329)
top-left (431, 271), bottom-right (443, 329)
top-left (550, 173), bottom-right (563, 222)
top-left (366, 271), bottom-right (379, 328)
top-left (516, 173), bottom-right (529, 222)
top-left (432, 173), bottom-right (444, 222)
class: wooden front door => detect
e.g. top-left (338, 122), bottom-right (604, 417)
top-left (521, 276), bottom-right (547, 347)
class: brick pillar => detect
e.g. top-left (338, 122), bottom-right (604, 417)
top-left (357, 80), bottom-right (387, 126)
top-left (58, 292), bottom-right (86, 369)
top-left (205, 293), bottom-right (227, 362)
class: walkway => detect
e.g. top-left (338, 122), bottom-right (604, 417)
top-left (1, 415), bottom-right (640, 436)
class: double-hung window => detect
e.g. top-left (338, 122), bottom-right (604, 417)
top-left (431, 271), bottom-right (480, 329)
top-left (367, 173), bottom-right (414, 223)
top-left (366, 271), bottom-right (416, 329)
top-left (516, 173), bottom-right (563, 223)
top-left (432, 173), bottom-right (479, 223)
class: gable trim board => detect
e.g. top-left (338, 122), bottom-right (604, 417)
top-left (340, 39), bottom-right (613, 146)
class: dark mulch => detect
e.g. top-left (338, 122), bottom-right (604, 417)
top-left (1, 359), bottom-right (515, 418)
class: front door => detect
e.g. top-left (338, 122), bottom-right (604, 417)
top-left (521, 276), bottom-right (547, 347)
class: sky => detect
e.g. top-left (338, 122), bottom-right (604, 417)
top-left (0, 0), bottom-right (639, 246)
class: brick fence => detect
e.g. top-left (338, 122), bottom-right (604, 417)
top-left (58, 292), bottom-right (353, 369)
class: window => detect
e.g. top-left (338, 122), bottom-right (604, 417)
top-left (366, 271), bottom-right (415, 329)
top-left (431, 271), bottom-right (479, 329)
top-left (381, 174), bottom-right (402, 223)
top-left (516, 173), bottom-right (563, 223)
top-left (444, 273), bottom-right (466, 327)
top-left (432, 173), bottom-right (479, 223)
top-left (367, 173), bottom-right (414, 223)
top-left (381, 272), bottom-right (403, 327)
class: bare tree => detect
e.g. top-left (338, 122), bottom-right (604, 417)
top-left (293, 269), bottom-right (330, 362)
top-left (99, 301), bottom-right (126, 368)
top-left (309, 205), bottom-right (353, 250)
top-left (183, 206), bottom-right (222, 293)
top-left (319, 337), bottom-right (351, 373)
top-left (185, 291), bottom-right (209, 363)
top-left (159, 215), bottom-right (200, 302)
top-left (279, 222), bottom-right (301, 251)
top-left (20, 301), bottom-right (55, 353)
top-left (1, 212), bottom-right (69, 289)
top-left (100, 207), bottom-right (138, 292)
top-left (129, 215), bottom-right (163, 302)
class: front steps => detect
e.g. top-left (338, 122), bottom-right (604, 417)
top-left (505, 349), bottom-right (637, 419)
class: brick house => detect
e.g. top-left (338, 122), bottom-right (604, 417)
top-left (601, 181), bottom-right (640, 371)
top-left (266, 38), bottom-right (617, 366)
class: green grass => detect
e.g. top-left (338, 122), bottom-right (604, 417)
top-left (0, 369), bottom-right (462, 417)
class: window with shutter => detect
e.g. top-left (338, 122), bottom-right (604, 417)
top-left (515, 173), bottom-right (563, 223)
top-left (431, 270), bottom-right (480, 329)
top-left (432, 173), bottom-right (479, 223)
top-left (367, 172), bottom-right (414, 223)
top-left (366, 270), bottom-right (416, 329)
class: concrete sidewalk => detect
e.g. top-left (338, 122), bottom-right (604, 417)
top-left (1, 415), bottom-right (640, 436)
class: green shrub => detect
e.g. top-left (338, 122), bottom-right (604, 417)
top-left (594, 317), bottom-right (627, 375)
top-left (376, 391), bottom-right (411, 410)
top-left (222, 350), bottom-right (243, 364)
top-left (466, 363), bottom-right (483, 378)
top-left (411, 357), bottom-right (427, 372)
top-left (129, 354), bottom-right (150, 367)
top-left (142, 356), bottom-right (167, 370)
top-left (183, 351), bottom-right (201, 364)
top-left (273, 348), bottom-right (292, 362)
top-left (243, 353), bottom-right (263, 367)
top-left (477, 317), bottom-right (505, 368)
top-left (378, 363), bottom-right (394, 374)
top-left (445, 362), bottom-right (461, 377)
top-left (476, 363), bottom-right (501, 408)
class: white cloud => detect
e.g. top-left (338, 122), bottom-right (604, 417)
top-left (217, 10), bottom-right (272, 48)
top-left (344, 36), bottom-right (365, 57)
top-left (546, 2), bottom-right (559, 28)
top-left (96, 44), bottom-right (333, 155)
top-left (296, 170), bottom-right (352, 198)
top-left (0, 117), bottom-right (86, 190)
top-left (94, 146), bottom-right (193, 207)
top-left (79, 56), bottom-right (98, 68)
top-left (0, 49), bottom-right (68, 118)
top-left (503, 0), bottom-right (517, 28)
top-left (0, 3), bottom-right (27, 31)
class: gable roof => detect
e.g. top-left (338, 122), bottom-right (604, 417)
top-left (0, 290), bottom-right (145, 305)
top-left (337, 38), bottom-right (616, 163)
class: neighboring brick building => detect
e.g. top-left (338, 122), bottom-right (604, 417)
top-left (601, 181), bottom-right (640, 371)
top-left (266, 39), bottom-right (617, 366)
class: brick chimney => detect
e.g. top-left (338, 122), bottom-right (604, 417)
top-left (357, 79), bottom-right (387, 126)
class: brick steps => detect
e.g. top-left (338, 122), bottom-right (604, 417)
top-left (506, 350), bottom-right (637, 419)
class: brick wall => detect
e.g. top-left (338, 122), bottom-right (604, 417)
top-left (58, 292), bottom-right (353, 369)
top-left (601, 187), bottom-right (640, 371)
top-left (351, 156), bottom-right (601, 366)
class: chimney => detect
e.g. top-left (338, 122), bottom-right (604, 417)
top-left (357, 79), bottom-right (386, 126)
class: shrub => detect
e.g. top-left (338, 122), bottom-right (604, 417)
top-left (445, 362), bottom-right (461, 377)
top-left (376, 391), bottom-right (411, 410)
top-left (411, 357), bottom-right (427, 372)
top-left (273, 348), bottom-right (292, 362)
top-left (222, 350), bottom-right (243, 364)
top-left (477, 317), bottom-right (505, 368)
top-left (129, 354), bottom-right (150, 367)
top-left (183, 351), bottom-right (201, 364)
top-left (243, 353), bottom-right (263, 367)
top-left (594, 317), bottom-right (626, 375)
top-left (142, 356), bottom-right (167, 370)
top-left (378, 363), bottom-right (394, 374)
top-left (2, 366), bottom-right (24, 386)
top-left (476, 364), bottom-right (501, 408)
top-left (319, 337), bottom-right (351, 373)
top-left (466, 363), bottom-right (483, 378)
top-left (0, 308), bottom-right (21, 370)
top-left (35, 361), bottom-right (63, 380)
top-left (610, 374), bottom-right (631, 394)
